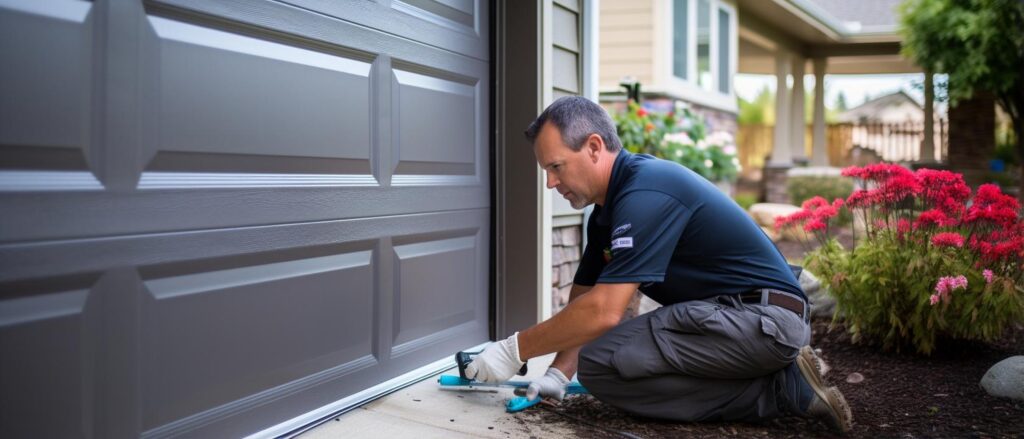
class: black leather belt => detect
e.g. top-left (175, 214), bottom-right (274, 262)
top-left (739, 289), bottom-right (807, 319)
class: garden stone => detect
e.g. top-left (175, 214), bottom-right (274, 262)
top-left (748, 203), bottom-right (800, 228)
top-left (786, 166), bottom-right (843, 178)
top-left (980, 356), bottom-right (1024, 401)
top-left (800, 270), bottom-right (836, 319)
top-left (748, 203), bottom-right (808, 241)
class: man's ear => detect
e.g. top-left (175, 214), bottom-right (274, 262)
top-left (586, 134), bottom-right (604, 162)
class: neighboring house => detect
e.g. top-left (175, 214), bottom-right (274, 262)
top-left (837, 90), bottom-right (946, 124)
top-left (597, 0), bottom-right (948, 202)
top-left (0, 0), bottom-right (594, 437)
top-left (835, 91), bottom-right (949, 163)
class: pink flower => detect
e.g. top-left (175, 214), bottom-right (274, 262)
top-left (934, 275), bottom-right (968, 299)
top-left (931, 232), bottom-right (965, 248)
top-left (801, 196), bottom-right (829, 210)
top-left (983, 269), bottom-right (994, 284)
top-left (897, 219), bottom-right (912, 235)
top-left (915, 209), bottom-right (953, 229)
top-left (916, 168), bottom-right (971, 214)
top-left (804, 219), bottom-right (827, 232)
top-left (929, 294), bottom-right (940, 306)
top-left (845, 189), bottom-right (875, 209)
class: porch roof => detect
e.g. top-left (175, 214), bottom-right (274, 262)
top-left (736, 0), bottom-right (918, 74)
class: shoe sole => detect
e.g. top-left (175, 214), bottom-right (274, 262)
top-left (823, 386), bottom-right (853, 434)
top-left (796, 346), bottom-right (825, 390)
top-left (797, 347), bottom-right (852, 434)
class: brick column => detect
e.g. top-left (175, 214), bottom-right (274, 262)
top-left (947, 92), bottom-right (996, 186)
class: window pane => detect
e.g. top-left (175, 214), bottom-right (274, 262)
top-left (696, 0), bottom-right (711, 90)
top-left (672, 0), bottom-right (688, 79)
top-left (718, 8), bottom-right (730, 94)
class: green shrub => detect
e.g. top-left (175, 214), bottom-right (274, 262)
top-left (786, 175), bottom-right (854, 225)
top-left (776, 164), bottom-right (1024, 354)
top-left (733, 192), bottom-right (758, 211)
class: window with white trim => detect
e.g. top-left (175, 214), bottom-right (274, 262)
top-left (670, 0), bottom-right (735, 97)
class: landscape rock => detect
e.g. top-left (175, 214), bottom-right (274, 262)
top-left (801, 270), bottom-right (836, 318)
top-left (748, 203), bottom-right (808, 241)
top-left (980, 356), bottom-right (1024, 401)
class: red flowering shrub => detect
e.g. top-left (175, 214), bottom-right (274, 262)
top-left (776, 165), bottom-right (1024, 354)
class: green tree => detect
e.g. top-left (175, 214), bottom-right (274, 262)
top-left (737, 85), bottom-right (774, 125)
top-left (899, 0), bottom-right (1024, 197)
top-left (835, 91), bottom-right (848, 112)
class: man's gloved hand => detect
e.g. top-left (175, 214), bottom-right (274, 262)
top-left (526, 367), bottom-right (571, 401)
top-left (464, 332), bottom-right (525, 384)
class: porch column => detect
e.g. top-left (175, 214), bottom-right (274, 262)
top-left (811, 58), bottom-right (828, 166)
top-left (790, 56), bottom-right (806, 163)
top-left (769, 51), bottom-right (792, 165)
top-left (920, 69), bottom-right (935, 162)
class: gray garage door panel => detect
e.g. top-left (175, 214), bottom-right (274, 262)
top-left (140, 249), bottom-right (377, 430)
top-left (147, 15), bottom-right (374, 174)
top-left (0, 0), bottom-right (490, 437)
top-left (0, 1), bottom-right (97, 178)
top-left (0, 288), bottom-right (90, 439)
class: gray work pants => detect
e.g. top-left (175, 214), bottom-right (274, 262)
top-left (577, 294), bottom-right (811, 422)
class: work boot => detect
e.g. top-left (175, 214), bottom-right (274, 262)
top-left (806, 386), bottom-right (853, 434)
top-left (796, 346), bottom-right (852, 434)
top-left (796, 346), bottom-right (826, 389)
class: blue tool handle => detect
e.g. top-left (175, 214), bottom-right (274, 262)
top-left (438, 375), bottom-right (473, 386)
top-left (440, 375), bottom-right (589, 393)
top-left (565, 382), bottom-right (588, 394)
top-left (505, 382), bottom-right (589, 413)
top-left (506, 396), bottom-right (542, 412)
top-left (438, 376), bottom-right (532, 387)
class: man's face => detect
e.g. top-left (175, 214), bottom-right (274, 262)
top-left (533, 122), bottom-right (601, 209)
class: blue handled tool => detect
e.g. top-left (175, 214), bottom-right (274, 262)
top-left (437, 375), bottom-right (588, 412)
top-left (505, 382), bottom-right (588, 412)
top-left (438, 351), bottom-right (588, 413)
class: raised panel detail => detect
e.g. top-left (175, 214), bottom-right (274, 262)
top-left (0, 0), bottom-right (100, 191)
top-left (391, 67), bottom-right (478, 185)
top-left (393, 0), bottom-right (475, 31)
top-left (142, 16), bottom-right (375, 185)
top-left (0, 288), bottom-right (90, 438)
top-left (140, 250), bottom-right (374, 429)
top-left (391, 234), bottom-right (477, 353)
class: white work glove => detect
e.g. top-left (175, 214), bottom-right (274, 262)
top-left (464, 332), bottom-right (525, 384)
top-left (526, 367), bottom-right (571, 401)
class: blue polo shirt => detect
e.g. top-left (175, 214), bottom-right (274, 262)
top-left (574, 150), bottom-right (804, 304)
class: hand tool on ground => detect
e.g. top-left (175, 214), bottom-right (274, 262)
top-left (437, 351), bottom-right (589, 412)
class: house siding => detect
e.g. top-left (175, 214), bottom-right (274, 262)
top-left (600, 0), bottom-right (654, 88)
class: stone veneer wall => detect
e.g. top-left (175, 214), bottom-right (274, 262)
top-left (551, 225), bottom-right (582, 313)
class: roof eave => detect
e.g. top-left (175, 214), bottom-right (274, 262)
top-left (776, 0), bottom-right (903, 44)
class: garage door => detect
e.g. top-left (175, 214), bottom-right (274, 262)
top-left (0, 0), bottom-right (490, 437)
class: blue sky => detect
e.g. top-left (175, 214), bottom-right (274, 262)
top-left (735, 73), bottom-right (927, 109)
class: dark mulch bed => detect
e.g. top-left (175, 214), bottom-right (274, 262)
top-left (524, 319), bottom-right (1024, 438)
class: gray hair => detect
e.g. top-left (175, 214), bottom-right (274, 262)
top-left (524, 96), bottom-right (623, 152)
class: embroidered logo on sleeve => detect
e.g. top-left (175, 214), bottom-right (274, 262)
top-left (612, 223), bottom-right (632, 237)
top-left (611, 237), bottom-right (633, 250)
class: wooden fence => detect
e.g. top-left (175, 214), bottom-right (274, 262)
top-left (737, 121), bottom-right (948, 172)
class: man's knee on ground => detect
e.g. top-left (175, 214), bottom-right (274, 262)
top-left (576, 342), bottom-right (608, 385)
